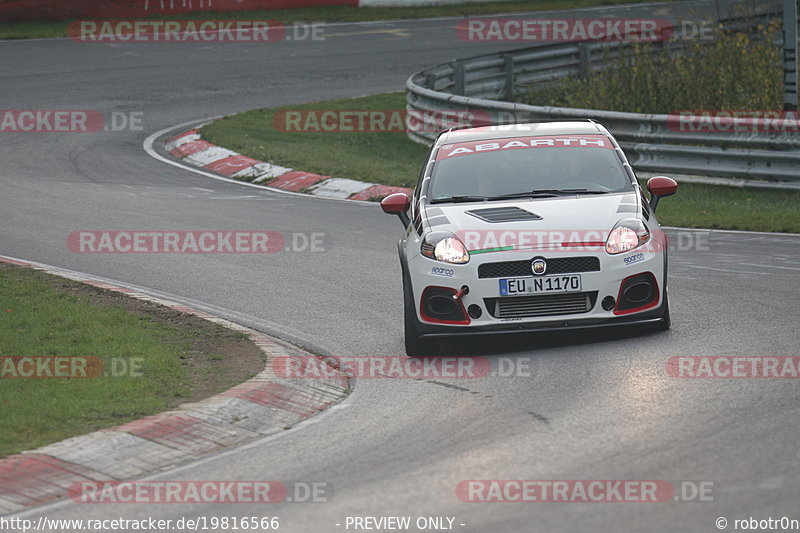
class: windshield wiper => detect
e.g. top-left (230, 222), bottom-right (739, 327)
top-left (558, 188), bottom-right (610, 194)
top-left (486, 191), bottom-right (560, 200)
top-left (429, 195), bottom-right (489, 204)
top-left (488, 188), bottom-right (610, 200)
top-left (430, 189), bottom-right (610, 204)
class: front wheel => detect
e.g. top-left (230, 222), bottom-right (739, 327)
top-left (403, 273), bottom-right (439, 356)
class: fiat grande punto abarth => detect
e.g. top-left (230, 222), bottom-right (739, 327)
top-left (380, 121), bottom-right (678, 355)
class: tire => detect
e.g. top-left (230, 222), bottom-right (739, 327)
top-left (403, 272), bottom-right (439, 356)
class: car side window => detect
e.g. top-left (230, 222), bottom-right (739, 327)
top-left (412, 146), bottom-right (434, 235)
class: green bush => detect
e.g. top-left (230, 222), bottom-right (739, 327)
top-left (519, 21), bottom-right (784, 113)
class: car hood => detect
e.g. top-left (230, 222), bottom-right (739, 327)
top-left (424, 193), bottom-right (644, 251)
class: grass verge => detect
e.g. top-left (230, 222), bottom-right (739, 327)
top-left (202, 92), bottom-right (429, 189)
top-left (635, 180), bottom-right (800, 233)
top-left (0, 263), bottom-right (265, 457)
top-left (1, 0), bottom-right (652, 40)
top-left (201, 92), bottom-right (800, 233)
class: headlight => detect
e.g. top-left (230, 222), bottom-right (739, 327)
top-left (606, 219), bottom-right (650, 254)
top-left (421, 231), bottom-right (470, 264)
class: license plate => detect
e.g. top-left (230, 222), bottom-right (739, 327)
top-left (499, 275), bottom-right (582, 296)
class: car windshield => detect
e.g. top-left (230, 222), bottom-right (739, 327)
top-left (428, 135), bottom-right (633, 202)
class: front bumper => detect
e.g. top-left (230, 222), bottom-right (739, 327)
top-left (407, 246), bottom-right (666, 336)
top-left (416, 301), bottom-right (666, 337)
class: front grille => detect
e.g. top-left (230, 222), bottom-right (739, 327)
top-left (486, 292), bottom-right (598, 319)
top-left (478, 256), bottom-right (600, 278)
top-left (466, 206), bottom-right (541, 223)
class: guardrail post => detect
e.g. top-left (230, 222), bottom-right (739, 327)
top-left (504, 54), bottom-right (515, 101)
top-left (453, 62), bottom-right (465, 96)
top-left (425, 73), bottom-right (436, 91)
top-left (579, 42), bottom-right (591, 77)
top-left (783, 0), bottom-right (798, 110)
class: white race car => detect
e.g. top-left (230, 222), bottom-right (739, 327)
top-left (381, 120), bottom-right (678, 355)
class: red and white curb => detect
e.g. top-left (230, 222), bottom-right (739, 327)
top-left (165, 129), bottom-right (412, 201)
top-left (0, 255), bottom-right (348, 515)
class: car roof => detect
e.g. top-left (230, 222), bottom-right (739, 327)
top-left (436, 120), bottom-right (606, 145)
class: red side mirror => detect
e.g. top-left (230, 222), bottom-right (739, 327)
top-left (647, 176), bottom-right (678, 198)
top-left (646, 176), bottom-right (678, 212)
top-left (380, 193), bottom-right (411, 214)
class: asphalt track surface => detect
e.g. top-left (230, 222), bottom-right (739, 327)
top-left (2, 1), bottom-right (799, 531)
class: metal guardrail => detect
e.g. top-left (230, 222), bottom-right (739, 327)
top-left (406, 2), bottom-right (800, 189)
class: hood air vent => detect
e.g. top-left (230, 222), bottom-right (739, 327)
top-left (466, 206), bottom-right (542, 223)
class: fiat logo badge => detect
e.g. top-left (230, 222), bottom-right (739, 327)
top-left (531, 258), bottom-right (547, 275)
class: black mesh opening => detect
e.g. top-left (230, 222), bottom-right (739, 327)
top-left (478, 257), bottom-right (600, 278)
